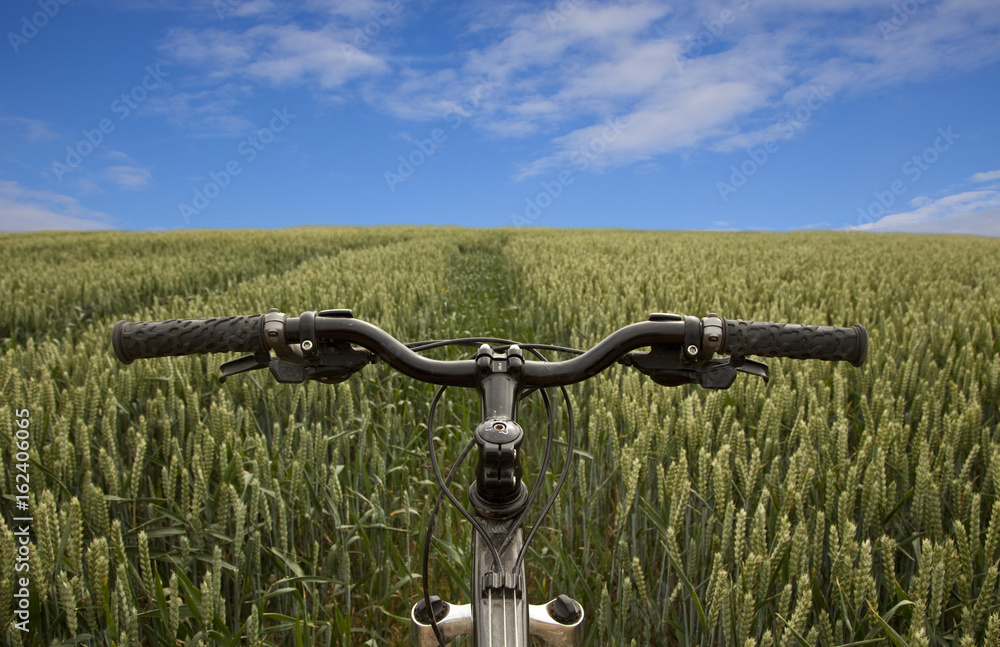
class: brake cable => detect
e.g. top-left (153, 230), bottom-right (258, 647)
top-left (421, 384), bottom-right (476, 647)
top-left (425, 383), bottom-right (503, 568)
top-left (513, 384), bottom-right (574, 578)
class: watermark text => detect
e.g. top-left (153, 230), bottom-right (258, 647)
top-left (855, 126), bottom-right (960, 225)
top-left (877, 0), bottom-right (930, 39)
top-left (715, 84), bottom-right (832, 202)
top-left (178, 107), bottom-right (294, 223)
top-left (8, 0), bottom-right (70, 54)
top-left (341, 0), bottom-right (407, 61)
top-left (674, 0), bottom-right (753, 72)
top-left (511, 116), bottom-right (627, 226)
top-left (384, 75), bottom-right (499, 192)
top-left (11, 408), bottom-right (33, 632)
top-left (50, 64), bottom-right (168, 181)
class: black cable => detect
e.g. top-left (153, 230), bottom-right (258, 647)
top-left (497, 384), bottom-right (554, 556)
top-left (513, 384), bottom-right (575, 577)
top-left (422, 383), bottom-right (510, 646)
top-left (498, 346), bottom-right (555, 556)
top-left (421, 419), bottom-right (477, 647)
top-left (425, 386), bottom-right (502, 569)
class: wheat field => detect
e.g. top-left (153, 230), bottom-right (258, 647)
top-left (1, 227), bottom-right (998, 646)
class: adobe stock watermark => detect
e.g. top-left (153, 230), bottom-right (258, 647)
top-left (674, 0), bottom-right (753, 72)
top-left (546, 0), bottom-right (586, 29)
top-left (384, 75), bottom-right (500, 192)
top-left (715, 84), bottom-right (832, 202)
top-left (178, 107), bottom-right (294, 223)
top-left (341, 0), bottom-right (407, 62)
top-left (49, 64), bottom-right (168, 182)
top-left (7, 0), bottom-right (70, 54)
top-left (855, 126), bottom-right (960, 226)
top-left (10, 407), bottom-right (33, 633)
top-left (877, 0), bottom-right (930, 39)
top-left (510, 116), bottom-right (628, 226)
top-left (214, 0), bottom-right (247, 20)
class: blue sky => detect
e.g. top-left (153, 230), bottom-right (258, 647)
top-left (2, 0), bottom-right (999, 234)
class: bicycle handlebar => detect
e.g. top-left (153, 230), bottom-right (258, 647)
top-left (723, 320), bottom-right (868, 367)
top-left (112, 315), bottom-right (267, 364)
top-left (112, 312), bottom-right (868, 386)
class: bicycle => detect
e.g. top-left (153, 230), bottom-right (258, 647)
top-left (112, 309), bottom-right (868, 646)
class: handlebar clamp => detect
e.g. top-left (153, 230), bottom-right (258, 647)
top-left (263, 309), bottom-right (305, 364)
top-left (702, 315), bottom-right (724, 354)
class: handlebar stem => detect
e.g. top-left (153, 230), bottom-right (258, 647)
top-left (472, 344), bottom-right (528, 512)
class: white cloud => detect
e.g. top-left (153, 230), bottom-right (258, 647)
top-left (156, 19), bottom-right (389, 131)
top-left (143, 84), bottom-right (256, 134)
top-left (488, 0), bottom-right (999, 175)
top-left (159, 22), bottom-right (388, 88)
top-left (852, 188), bottom-right (1000, 236)
top-left (104, 165), bottom-right (153, 190)
top-left (228, 0), bottom-right (276, 18)
top-left (154, 0), bottom-right (1000, 174)
top-left (375, 0), bottom-right (999, 177)
top-left (242, 24), bottom-right (389, 87)
top-left (971, 169), bottom-right (1000, 183)
top-left (0, 181), bottom-right (115, 232)
top-left (37, 152), bottom-right (152, 196)
top-left (304, 0), bottom-right (382, 19)
top-left (0, 114), bottom-right (58, 142)
top-left (105, 150), bottom-right (139, 163)
top-left (516, 76), bottom-right (771, 179)
top-left (160, 28), bottom-right (254, 75)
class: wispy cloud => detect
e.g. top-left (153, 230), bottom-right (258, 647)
top-left (852, 198), bottom-right (1000, 236)
top-left (143, 84), bottom-right (257, 134)
top-left (852, 169), bottom-right (1000, 236)
top-left (158, 21), bottom-right (389, 87)
top-left (0, 180), bottom-right (115, 231)
top-left (225, 0), bottom-right (276, 18)
top-left (156, 17), bottom-right (389, 132)
top-left (511, 0), bottom-right (1000, 177)
top-left (0, 114), bottom-right (58, 142)
top-left (153, 0), bottom-right (1000, 174)
top-left (159, 28), bottom-right (255, 76)
top-left (242, 24), bottom-right (389, 87)
top-left (104, 165), bottom-right (153, 190)
top-left (971, 169), bottom-right (1000, 183)
top-left (380, 0), bottom-right (998, 178)
top-left (304, 0), bottom-right (384, 18)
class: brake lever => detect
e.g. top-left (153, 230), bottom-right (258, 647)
top-left (696, 356), bottom-right (769, 389)
top-left (620, 349), bottom-right (768, 390)
top-left (219, 351), bottom-right (271, 383)
top-left (218, 344), bottom-right (374, 384)
top-left (730, 355), bottom-right (769, 382)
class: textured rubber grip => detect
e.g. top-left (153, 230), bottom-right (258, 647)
top-left (112, 315), bottom-right (265, 364)
top-left (722, 320), bottom-right (868, 367)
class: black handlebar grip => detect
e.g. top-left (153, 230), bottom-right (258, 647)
top-left (722, 320), bottom-right (868, 367)
top-left (112, 315), bottom-right (266, 364)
